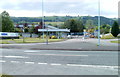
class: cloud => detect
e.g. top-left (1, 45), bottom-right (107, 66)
top-left (0, 0), bottom-right (119, 18)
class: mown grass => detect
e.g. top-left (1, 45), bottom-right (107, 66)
top-left (0, 74), bottom-right (13, 77)
top-left (111, 40), bottom-right (120, 43)
top-left (0, 40), bottom-right (11, 44)
top-left (0, 38), bottom-right (64, 44)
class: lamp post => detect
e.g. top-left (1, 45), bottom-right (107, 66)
top-left (98, 0), bottom-right (101, 46)
top-left (42, 0), bottom-right (48, 44)
top-left (46, 24), bottom-right (48, 45)
top-left (42, 0), bottom-right (44, 39)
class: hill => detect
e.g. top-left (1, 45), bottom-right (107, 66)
top-left (10, 16), bottom-right (117, 26)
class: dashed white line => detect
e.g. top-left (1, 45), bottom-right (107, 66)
top-left (0, 60), bottom-right (6, 63)
top-left (3, 56), bottom-right (28, 58)
top-left (10, 61), bottom-right (20, 63)
top-left (24, 50), bottom-right (39, 53)
top-left (0, 59), bottom-right (119, 70)
top-left (27, 53), bottom-right (88, 57)
top-left (38, 62), bottom-right (47, 65)
top-left (25, 62), bottom-right (34, 64)
top-left (66, 64), bottom-right (119, 69)
top-left (50, 63), bottom-right (62, 66)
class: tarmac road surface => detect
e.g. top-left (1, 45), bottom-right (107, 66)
top-left (0, 49), bottom-right (119, 75)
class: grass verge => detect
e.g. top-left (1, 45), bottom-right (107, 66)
top-left (111, 40), bottom-right (120, 43)
top-left (0, 74), bottom-right (13, 77)
top-left (0, 40), bottom-right (11, 44)
top-left (0, 38), bottom-right (64, 44)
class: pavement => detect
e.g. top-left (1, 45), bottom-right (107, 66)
top-left (0, 38), bottom-right (119, 51)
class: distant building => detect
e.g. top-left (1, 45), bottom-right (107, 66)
top-left (14, 23), bottom-right (70, 38)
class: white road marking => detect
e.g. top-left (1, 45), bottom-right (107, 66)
top-left (24, 50), bottom-right (39, 53)
top-left (3, 56), bottom-right (28, 58)
top-left (60, 51), bottom-right (93, 52)
top-left (25, 62), bottom-right (34, 64)
top-left (27, 53), bottom-right (88, 57)
top-left (0, 60), bottom-right (6, 63)
top-left (0, 58), bottom-right (118, 70)
top-left (10, 61), bottom-right (20, 63)
top-left (38, 63), bottom-right (47, 65)
top-left (50, 63), bottom-right (62, 66)
top-left (66, 64), bottom-right (119, 69)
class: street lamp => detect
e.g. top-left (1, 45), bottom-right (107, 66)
top-left (98, 0), bottom-right (101, 46)
top-left (46, 24), bottom-right (48, 45)
top-left (42, 0), bottom-right (48, 44)
top-left (42, 0), bottom-right (44, 39)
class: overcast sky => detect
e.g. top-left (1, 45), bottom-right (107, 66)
top-left (0, 0), bottom-right (119, 18)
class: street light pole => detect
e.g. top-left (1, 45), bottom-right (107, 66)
top-left (46, 24), bottom-right (48, 45)
top-left (98, 0), bottom-right (101, 46)
top-left (42, 0), bottom-right (44, 39)
top-left (42, 0), bottom-right (48, 44)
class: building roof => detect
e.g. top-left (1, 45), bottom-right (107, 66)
top-left (15, 24), bottom-right (70, 32)
top-left (38, 29), bottom-right (70, 32)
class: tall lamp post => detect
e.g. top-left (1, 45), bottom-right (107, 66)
top-left (42, 0), bottom-right (44, 39)
top-left (42, 0), bottom-right (48, 44)
top-left (98, 0), bottom-right (101, 46)
top-left (46, 23), bottom-right (48, 44)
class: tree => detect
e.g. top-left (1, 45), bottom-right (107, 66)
top-left (24, 23), bottom-right (29, 33)
top-left (0, 14), bottom-right (2, 32)
top-left (111, 21), bottom-right (119, 37)
top-left (100, 24), bottom-right (110, 34)
top-left (1, 11), bottom-right (14, 32)
top-left (29, 24), bottom-right (35, 37)
top-left (85, 19), bottom-right (94, 29)
top-left (64, 19), bottom-right (84, 32)
top-left (76, 20), bottom-right (84, 32)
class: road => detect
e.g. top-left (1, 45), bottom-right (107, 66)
top-left (1, 38), bottom-right (119, 51)
top-left (0, 49), bottom-right (119, 75)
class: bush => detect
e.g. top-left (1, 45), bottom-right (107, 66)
top-left (101, 33), bottom-right (115, 39)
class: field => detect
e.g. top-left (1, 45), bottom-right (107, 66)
top-left (45, 22), bottom-right (64, 26)
top-left (33, 22), bottom-right (64, 26)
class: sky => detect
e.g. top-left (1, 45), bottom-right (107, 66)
top-left (0, 0), bottom-right (119, 18)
